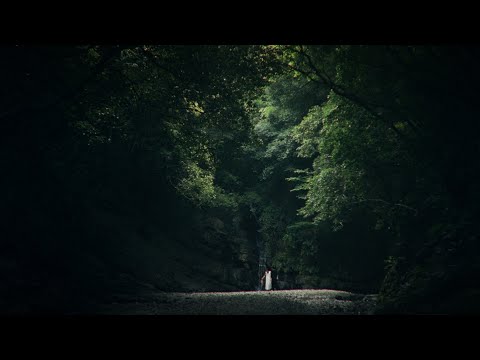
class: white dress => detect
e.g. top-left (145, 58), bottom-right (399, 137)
top-left (265, 270), bottom-right (272, 290)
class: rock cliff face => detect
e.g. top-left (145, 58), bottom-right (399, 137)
top-left (0, 203), bottom-right (262, 313)
top-left (1, 196), bottom-right (384, 314)
top-left (175, 214), bottom-right (259, 292)
top-left (100, 211), bottom-right (261, 297)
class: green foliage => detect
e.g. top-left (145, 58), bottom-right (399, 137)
top-left (287, 92), bottom-right (395, 229)
top-left (6, 44), bottom-right (480, 312)
top-left (176, 161), bottom-right (217, 206)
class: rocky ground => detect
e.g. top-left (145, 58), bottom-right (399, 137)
top-left (94, 289), bottom-right (378, 315)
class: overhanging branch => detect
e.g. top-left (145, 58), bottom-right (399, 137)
top-left (287, 46), bottom-right (421, 139)
top-left (350, 198), bottom-right (418, 216)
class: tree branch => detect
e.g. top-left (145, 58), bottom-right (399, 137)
top-left (350, 198), bottom-right (418, 216)
top-left (288, 46), bottom-right (421, 139)
top-left (140, 46), bottom-right (179, 80)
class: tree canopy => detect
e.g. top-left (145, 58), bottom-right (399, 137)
top-left (3, 45), bottom-right (480, 313)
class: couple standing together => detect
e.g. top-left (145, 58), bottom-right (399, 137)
top-left (260, 267), bottom-right (274, 291)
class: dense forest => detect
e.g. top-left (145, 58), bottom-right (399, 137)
top-left (2, 45), bottom-right (480, 314)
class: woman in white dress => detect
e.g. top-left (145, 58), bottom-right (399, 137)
top-left (260, 267), bottom-right (273, 291)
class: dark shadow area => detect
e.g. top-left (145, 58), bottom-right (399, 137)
top-left (2, 45), bottom-right (480, 315)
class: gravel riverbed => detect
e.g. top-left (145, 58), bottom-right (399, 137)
top-left (97, 289), bottom-right (378, 315)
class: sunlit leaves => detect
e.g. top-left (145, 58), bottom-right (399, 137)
top-left (176, 161), bottom-right (216, 206)
top-left (289, 90), bottom-right (399, 228)
top-left (292, 105), bottom-right (323, 158)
